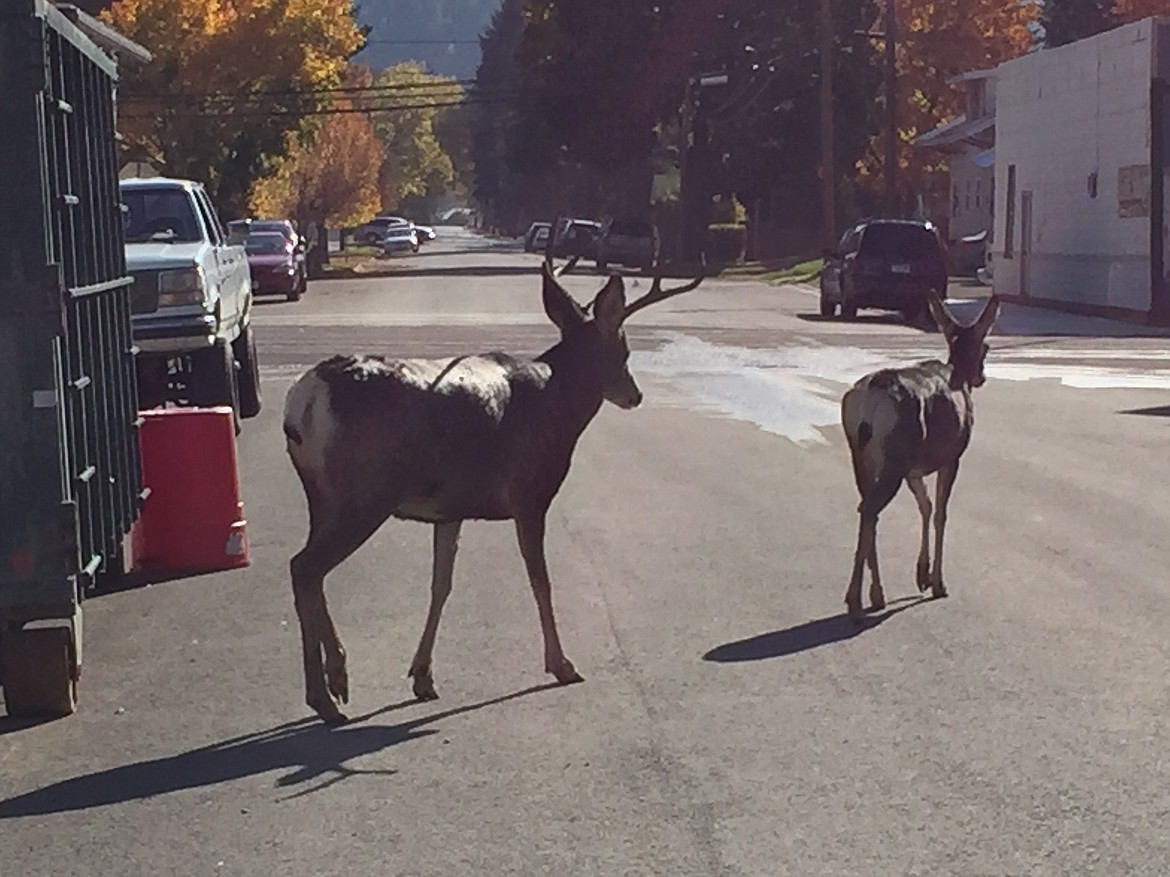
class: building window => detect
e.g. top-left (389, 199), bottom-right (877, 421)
top-left (952, 183), bottom-right (960, 217)
top-left (976, 179), bottom-right (982, 209)
top-left (1004, 164), bottom-right (1016, 258)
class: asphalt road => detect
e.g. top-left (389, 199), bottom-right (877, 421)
top-left (4, 228), bottom-right (1170, 876)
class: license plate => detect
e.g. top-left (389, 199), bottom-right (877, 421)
top-left (891, 264), bottom-right (912, 274)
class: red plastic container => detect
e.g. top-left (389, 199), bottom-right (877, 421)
top-left (134, 407), bottom-right (249, 576)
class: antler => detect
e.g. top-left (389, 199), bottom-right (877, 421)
top-left (542, 214), bottom-right (580, 277)
top-left (623, 259), bottom-right (707, 320)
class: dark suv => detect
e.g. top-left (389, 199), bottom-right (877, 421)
top-left (819, 219), bottom-right (948, 321)
top-left (596, 219), bottom-right (659, 272)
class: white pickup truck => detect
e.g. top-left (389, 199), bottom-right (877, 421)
top-left (121, 176), bottom-right (260, 426)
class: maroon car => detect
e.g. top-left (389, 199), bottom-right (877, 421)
top-left (245, 231), bottom-right (307, 301)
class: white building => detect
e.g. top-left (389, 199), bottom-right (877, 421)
top-left (914, 69), bottom-right (997, 243)
top-left (993, 18), bottom-right (1170, 321)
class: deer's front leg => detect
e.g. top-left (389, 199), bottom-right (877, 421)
top-left (408, 521), bottom-right (462, 701)
top-left (930, 463), bottom-right (960, 598)
top-left (515, 513), bottom-right (583, 686)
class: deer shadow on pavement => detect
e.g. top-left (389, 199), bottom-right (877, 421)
top-left (0, 683), bottom-right (560, 817)
top-left (703, 595), bottom-right (932, 664)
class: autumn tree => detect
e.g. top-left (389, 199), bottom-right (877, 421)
top-left (368, 63), bottom-right (461, 211)
top-left (103, 0), bottom-right (365, 216)
top-left (857, 0), bottom-right (1039, 214)
top-left (1113, 0), bottom-right (1170, 23)
top-left (248, 112), bottom-right (382, 231)
top-left (1041, 0), bottom-right (1116, 46)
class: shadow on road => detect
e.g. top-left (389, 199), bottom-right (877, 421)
top-left (703, 596), bottom-right (931, 663)
top-left (1119, 405), bottom-right (1170, 418)
top-left (796, 312), bottom-right (939, 333)
top-left (0, 683), bottom-right (561, 816)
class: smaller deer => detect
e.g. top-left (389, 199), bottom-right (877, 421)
top-left (840, 293), bottom-right (1000, 620)
top-left (283, 258), bottom-right (703, 724)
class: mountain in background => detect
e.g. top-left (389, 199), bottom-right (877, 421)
top-left (354, 0), bottom-right (498, 79)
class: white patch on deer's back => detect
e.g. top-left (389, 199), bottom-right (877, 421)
top-left (284, 370), bottom-right (336, 476)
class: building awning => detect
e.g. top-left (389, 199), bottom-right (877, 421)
top-left (913, 114), bottom-right (995, 150)
top-left (52, 3), bottom-right (152, 66)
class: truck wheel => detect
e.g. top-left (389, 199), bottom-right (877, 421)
top-left (233, 325), bottom-right (263, 419)
top-left (0, 626), bottom-right (77, 719)
top-left (187, 342), bottom-right (240, 433)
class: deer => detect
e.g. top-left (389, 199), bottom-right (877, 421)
top-left (282, 255), bottom-right (704, 724)
top-left (840, 292), bottom-right (1000, 621)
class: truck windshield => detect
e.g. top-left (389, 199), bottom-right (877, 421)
top-left (121, 188), bottom-right (203, 243)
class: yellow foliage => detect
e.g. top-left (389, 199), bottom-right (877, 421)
top-left (368, 63), bottom-right (461, 208)
top-left (103, 0), bottom-right (364, 210)
top-left (249, 110), bottom-right (382, 226)
top-left (1114, 0), bottom-right (1170, 21)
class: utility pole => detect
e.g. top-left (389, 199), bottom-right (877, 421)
top-left (883, 0), bottom-right (898, 217)
top-left (820, 0), bottom-right (836, 248)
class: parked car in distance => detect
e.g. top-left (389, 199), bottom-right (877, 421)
top-left (380, 224), bottom-right (420, 256)
top-left (524, 221), bottom-right (551, 252)
top-left (415, 224), bottom-right (437, 244)
top-left (229, 217), bottom-right (301, 250)
top-left (245, 231), bottom-right (307, 301)
top-left (950, 228), bottom-right (988, 276)
top-left (120, 176), bottom-right (260, 426)
top-left (552, 218), bottom-right (601, 260)
top-left (819, 219), bottom-right (949, 322)
top-left (353, 215), bottom-right (409, 245)
top-left (532, 225), bottom-right (550, 250)
top-left (596, 219), bottom-right (659, 272)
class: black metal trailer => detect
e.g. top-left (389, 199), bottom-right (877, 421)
top-left (0, 0), bottom-right (148, 718)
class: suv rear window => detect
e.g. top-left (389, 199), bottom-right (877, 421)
top-left (859, 224), bottom-right (940, 260)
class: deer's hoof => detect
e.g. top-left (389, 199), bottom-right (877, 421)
top-left (325, 663), bottom-right (349, 705)
top-left (411, 674), bottom-right (439, 702)
top-left (930, 581), bottom-right (948, 600)
top-left (549, 659), bottom-right (584, 686)
top-left (845, 601), bottom-right (865, 624)
top-left (916, 563), bottom-right (932, 592)
top-left (869, 592), bottom-right (886, 613)
top-left (308, 698), bottom-right (349, 727)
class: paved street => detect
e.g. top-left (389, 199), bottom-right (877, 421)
top-left (4, 228), bottom-right (1170, 876)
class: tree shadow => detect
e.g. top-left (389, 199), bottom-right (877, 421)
top-left (703, 596), bottom-right (931, 664)
top-left (0, 682), bottom-right (560, 817)
top-left (1118, 405), bottom-right (1170, 418)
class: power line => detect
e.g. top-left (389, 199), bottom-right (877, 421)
top-left (121, 79), bottom-right (476, 101)
top-left (118, 95), bottom-right (520, 121)
top-left (362, 38), bottom-right (480, 45)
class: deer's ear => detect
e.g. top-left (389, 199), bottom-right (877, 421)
top-left (541, 262), bottom-right (586, 333)
top-left (928, 292), bottom-right (958, 341)
top-left (592, 274), bottom-right (626, 334)
top-left (973, 293), bottom-right (1000, 338)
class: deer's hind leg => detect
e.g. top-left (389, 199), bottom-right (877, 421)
top-left (408, 521), bottom-right (462, 701)
top-left (847, 468), bottom-right (903, 621)
top-left (906, 475), bottom-right (933, 592)
top-left (290, 476), bottom-right (397, 725)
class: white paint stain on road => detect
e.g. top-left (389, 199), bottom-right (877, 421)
top-left (634, 332), bottom-right (1170, 444)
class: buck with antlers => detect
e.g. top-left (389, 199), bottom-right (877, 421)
top-left (841, 292), bottom-right (1000, 621)
top-left (283, 257), bottom-right (703, 724)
